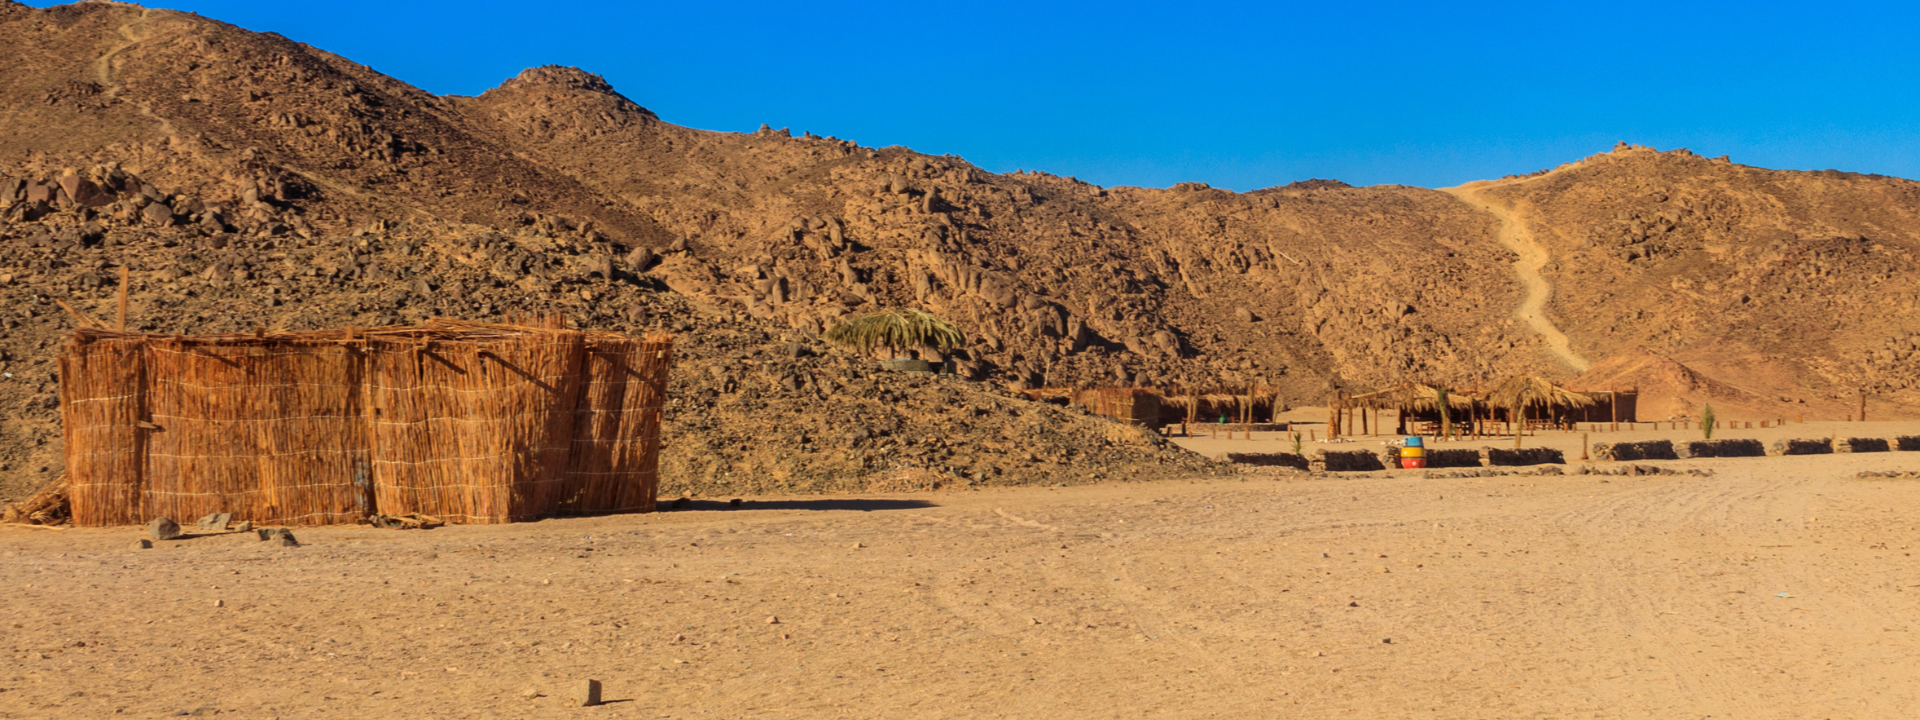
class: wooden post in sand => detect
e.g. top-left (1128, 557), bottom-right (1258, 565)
top-left (1245, 385), bottom-right (1254, 440)
top-left (1327, 395), bottom-right (1338, 440)
top-left (1860, 390), bottom-right (1868, 423)
top-left (114, 266), bottom-right (128, 332)
top-left (1609, 385), bottom-right (1618, 432)
top-left (1345, 392), bottom-right (1356, 437)
top-left (1581, 432), bottom-right (1589, 461)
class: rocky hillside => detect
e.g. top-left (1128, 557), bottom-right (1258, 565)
top-left (2, 1), bottom-right (1918, 500)
top-left (1475, 145), bottom-right (1920, 418)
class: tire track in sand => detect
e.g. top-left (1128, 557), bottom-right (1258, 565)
top-left (1442, 183), bottom-right (1592, 373)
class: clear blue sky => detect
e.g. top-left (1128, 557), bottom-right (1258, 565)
top-left (32, 0), bottom-right (1920, 190)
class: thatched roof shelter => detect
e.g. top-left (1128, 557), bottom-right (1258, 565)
top-left (61, 319), bottom-right (673, 527)
top-left (1348, 382), bottom-right (1478, 411)
top-left (1487, 375), bottom-right (1596, 412)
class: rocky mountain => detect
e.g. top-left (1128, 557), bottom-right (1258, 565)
top-left (1, 1), bottom-right (1916, 501)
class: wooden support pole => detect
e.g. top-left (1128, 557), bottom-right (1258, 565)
top-left (1327, 396), bottom-right (1338, 440)
top-left (1609, 385), bottom-right (1618, 433)
top-left (116, 266), bottom-right (130, 331)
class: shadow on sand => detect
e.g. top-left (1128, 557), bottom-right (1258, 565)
top-left (661, 498), bottom-right (935, 513)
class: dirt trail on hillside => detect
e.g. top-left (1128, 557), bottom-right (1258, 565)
top-left (1444, 183), bottom-right (1592, 373)
top-left (93, 9), bottom-right (177, 138)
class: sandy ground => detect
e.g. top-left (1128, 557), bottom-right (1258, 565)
top-left (5, 436), bottom-right (1920, 718)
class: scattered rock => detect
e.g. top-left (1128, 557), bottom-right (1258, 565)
top-left (147, 517), bottom-right (182, 541)
top-left (574, 679), bottom-right (602, 707)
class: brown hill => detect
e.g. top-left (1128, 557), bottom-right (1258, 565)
top-left (1461, 144), bottom-right (1920, 419)
top-left (1, 2), bottom-right (1917, 502)
top-left (1571, 346), bottom-right (1781, 421)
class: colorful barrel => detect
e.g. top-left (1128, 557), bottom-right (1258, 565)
top-left (1401, 457), bottom-right (1427, 469)
top-left (1400, 446), bottom-right (1426, 459)
top-left (1403, 436), bottom-right (1424, 448)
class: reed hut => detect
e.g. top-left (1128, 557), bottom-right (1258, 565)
top-left (1159, 387), bottom-right (1282, 426)
top-left (59, 319), bottom-right (673, 527)
top-left (1079, 388), bottom-right (1163, 427)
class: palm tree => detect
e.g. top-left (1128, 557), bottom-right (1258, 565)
top-left (1487, 375), bottom-right (1595, 438)
top-left (824, 308), bottom-right (964, 360)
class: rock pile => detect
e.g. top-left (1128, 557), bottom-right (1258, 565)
top-left (1674, 439), bottom-right (1766, 458)
top-left (1836, 437), bottom-right (1890, 453)
top-left (1771, 438), bottom-right (1833, 456)
top-left (1592, 440), bottom-right (1678, 462)
top-left (1309, 450), bottom-right (1386, 472)
top-left (1486, 447), bottom-right (1565, 466)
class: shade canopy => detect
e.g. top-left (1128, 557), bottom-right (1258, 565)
top-left (1486, 375), bottom-right (1596, 411)
top-left (1349, 382), bottom-right (1478, 411)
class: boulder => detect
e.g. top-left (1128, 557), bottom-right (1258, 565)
top-left (142, 201), bottom-right (177, 226)
top-left (626, 246), bottom-right (658, 272)
top-left (147, 517), bottom-right (182, 541)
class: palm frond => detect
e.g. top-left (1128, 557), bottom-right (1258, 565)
top-left (824, 308), bottom-right (965, 355)
top-left (1349, 382), bottom-right (1477, 411)
top-left (1486, 375), bottom-right (1595, 411)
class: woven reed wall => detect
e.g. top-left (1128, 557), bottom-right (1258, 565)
top-left (61, 321), bottom-right (672, 527)
top-left (60, 337), bottom-right (146, 527)
top-left (1081, 388), bottom-right (1162, 426)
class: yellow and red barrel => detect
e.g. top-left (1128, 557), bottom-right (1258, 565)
top-left (1401, 436), bottom-right (1427, 469)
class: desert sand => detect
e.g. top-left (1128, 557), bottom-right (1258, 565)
top-left (6, 432), bottom-right (1920, 718)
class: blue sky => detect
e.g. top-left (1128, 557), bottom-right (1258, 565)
top-left (33, 0), bottom-right (1920, 190)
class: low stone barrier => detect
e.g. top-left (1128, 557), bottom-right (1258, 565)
top-left (1428, 448), bottom-right (1485, 468)
top-left (1592, 440), bottom-right (1677, 461)
top-left (1378, 448), bottom-right (1484, 469)
top-left (1675, 439), bottom-right (1767, 458)
top-left (1224, 452), bottom-right (1309, 470)
top-left (1310, 449), bottom-right (1387, 472)
top-left (1857, 470), bottom-right (1920, 479)
top-left (1838, 437), bottom-right (1889, 453)
top-left (1771, 438), bottom-right (1833, 455)
top-left (1897, 436), bottom-right (1920, 451)
top-left (1574, 464), bottom-right (1714, 477)
top-left (1485, 447), bottom-right (1565, 466)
